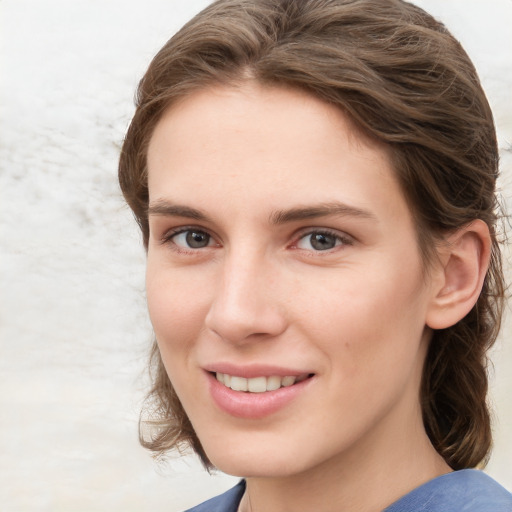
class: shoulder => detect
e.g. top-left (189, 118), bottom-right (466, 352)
top-left (184, 480), bottom-right (246, 512)
top-left (384, 469), bottom-right (512, 512)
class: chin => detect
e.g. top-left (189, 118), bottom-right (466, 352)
top-left (211, 454), bottom-right (306, 479)
top-left (200, 432), bottom-right (324, 479)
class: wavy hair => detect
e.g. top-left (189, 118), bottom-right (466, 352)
top-left (119, 0), bottom-right (506, 470)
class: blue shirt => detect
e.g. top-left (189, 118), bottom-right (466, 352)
top-left (185, 470), bottom-right (512, 511)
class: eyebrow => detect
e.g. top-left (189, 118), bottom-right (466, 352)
top-left (269, 202), bottom-right (376, 225)
top-left (147, 200), bottom-right (376, 224)
top-left (148, 201), bottom-right (209, 220)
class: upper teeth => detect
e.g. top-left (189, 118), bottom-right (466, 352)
top-left (216, 373), bottom-right (306, 393)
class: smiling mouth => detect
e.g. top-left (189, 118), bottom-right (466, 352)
top-left (214, 372), bottom-right (313, 393)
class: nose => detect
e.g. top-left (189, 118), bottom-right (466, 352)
top-left (204, 252), bottom-right (287, 345)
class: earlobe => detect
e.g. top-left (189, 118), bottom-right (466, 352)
top-left (426, 220), bottom-right (491, 330)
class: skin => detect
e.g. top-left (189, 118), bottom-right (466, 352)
top-left (146, 83), bottom-right (454, 512)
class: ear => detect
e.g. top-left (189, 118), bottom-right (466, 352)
top-left (426, 220), bottom-right (491, 330)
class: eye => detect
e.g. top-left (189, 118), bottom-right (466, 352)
top-left (169, 229), bottom-right (215, 249)
top-left (295, 230), bottom-right (351, 251)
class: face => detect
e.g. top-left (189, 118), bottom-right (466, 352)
top-left (146, 83), bottom-right (438, 478)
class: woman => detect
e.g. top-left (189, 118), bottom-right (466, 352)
top-left (119, 0), bottom-right (512, 510)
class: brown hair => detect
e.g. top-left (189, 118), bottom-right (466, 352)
top-left (119, 0), bottom-right (506, 470)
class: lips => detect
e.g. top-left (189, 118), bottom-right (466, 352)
top-left (205, 366), bottom-right (315, 419)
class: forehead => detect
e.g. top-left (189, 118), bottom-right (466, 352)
top-left (149, 82), bottom-right (385, 162)
top-left (146, 83), bottom-right (410, 227)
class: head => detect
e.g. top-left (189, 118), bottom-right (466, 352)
top-left (119, 0), bottom-right (505, 472)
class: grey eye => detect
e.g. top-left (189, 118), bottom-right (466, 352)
top-left (297, 232), bottom-right (340, 251)
top-left (173, 230), bottom-right (212, 248)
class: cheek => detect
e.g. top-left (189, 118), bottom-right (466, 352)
top-left (145, 265), bottom-right (213, 406)
top-left (145, 262), bottom-right (211, 353)
top-left (299, 257), bottom-right (428, 370)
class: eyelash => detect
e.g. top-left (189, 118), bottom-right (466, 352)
top-left (160, 226), bottom-right (353, 254)
top-left (291, 228), bottom-right (354, 253)
top-left (161, 226), bottom-right (218, 255)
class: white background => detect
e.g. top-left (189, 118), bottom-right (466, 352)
top-left (0, 1), bottom-right (511, 510)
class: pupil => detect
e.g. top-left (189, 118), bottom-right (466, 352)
top-left (186, 230), bottom-right (209, 248)
top-left (311, 233), bottom-right (335, 250)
